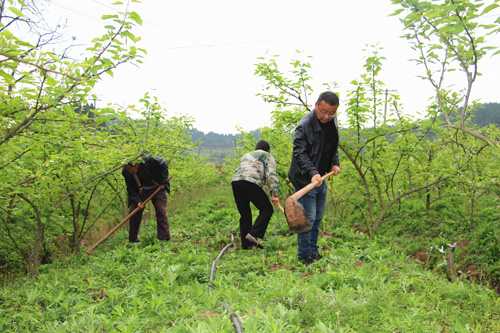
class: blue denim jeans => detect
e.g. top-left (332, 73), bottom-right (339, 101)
top-left (296, 181), bottom-right (327, 260)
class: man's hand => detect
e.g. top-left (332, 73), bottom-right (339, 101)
top-left (312, 166), bottom-right (341, 187)
top-left (311, 174), bottom-right (322, 187)
top-left (138, 202), bottom-right (145, 209)
top-left (271, 192), bottom-right (279, 206)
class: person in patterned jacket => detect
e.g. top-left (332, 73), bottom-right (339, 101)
top-left (231, 140), bottom-right (280, 249)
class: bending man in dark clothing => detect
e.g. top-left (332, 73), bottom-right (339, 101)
top-left (122, 154), bottom-right (171, 243)
top-left (288, 91), bottom-right (341, 266)
top-left (231, 140), bottom-right (279, 249)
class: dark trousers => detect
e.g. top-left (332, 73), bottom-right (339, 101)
top-left (231, 180), bottom-right (273, 249)
top-left (128, 188), bottom-right (170, 241)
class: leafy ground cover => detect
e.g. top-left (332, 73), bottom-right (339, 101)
top-left (1, 185), bottom-right (499, 332)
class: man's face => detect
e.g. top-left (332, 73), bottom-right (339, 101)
top-left (125, 163), bottom-right (139, 173)
top-left (315, 100), bottom-right (338, 123)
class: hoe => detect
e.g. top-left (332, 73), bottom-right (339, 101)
top-left (279, 170), bottom-right (335, 234)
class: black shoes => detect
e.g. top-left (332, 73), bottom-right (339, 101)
top-left (311, 253), bottom-right (323, 261)
top-left (302, 256), bottom-right (314, 266)
top-left (301, 253), bottom-right (323, 266)
top-left (245, 233), bottom-right (264, 249)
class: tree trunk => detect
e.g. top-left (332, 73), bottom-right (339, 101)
top-left (18, 193), bottom-right (44, 276)
top-left (72, 198), bottom-right (81, 252)
top-left (32, 219), bottom-right (45, 276)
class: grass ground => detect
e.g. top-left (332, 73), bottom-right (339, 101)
top-left (1, 185), bottom-right (499, 332)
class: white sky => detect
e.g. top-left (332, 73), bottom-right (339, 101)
top-left (45, 0), bottom-right (499, 134)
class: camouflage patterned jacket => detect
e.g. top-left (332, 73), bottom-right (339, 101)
top-left (231, 150), bottom-right (279, 196)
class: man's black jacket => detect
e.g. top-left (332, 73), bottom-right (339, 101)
top-left (122, 155), bottom-right (170, 205)
top-left (288, 109), bottom-right (340, 190)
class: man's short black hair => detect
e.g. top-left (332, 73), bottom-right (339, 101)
top-left (255, 140), bottom-right (270, 152)
top-left (317, 91), bottom-right (340, 106)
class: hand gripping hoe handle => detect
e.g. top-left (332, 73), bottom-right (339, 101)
top-left (291, 170), bottom-right (335, 201)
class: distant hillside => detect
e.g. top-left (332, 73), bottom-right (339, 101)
top-left (440, 102), bottom-right (500, 127)
top-left (189, 129), bottom-right (241, 148)
top-left (188, 128), bottom-right (261, 148)
top-left (187, 129), bottom-right (259, 164)
top-left (469, 102), bottom-right (500, 127)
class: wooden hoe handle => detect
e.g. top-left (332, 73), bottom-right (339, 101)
top-left (290, 170), bottom-right (336, 201)
top-left (277, 202), bottom-right (285, 213)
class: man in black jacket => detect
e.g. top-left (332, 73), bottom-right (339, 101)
top-left (288, 91), bottom-right (341, 266)
top-left (122, 154), bottom-right (171, 242)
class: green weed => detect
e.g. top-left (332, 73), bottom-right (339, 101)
top-left (1, 185), bottom-right (499, 332)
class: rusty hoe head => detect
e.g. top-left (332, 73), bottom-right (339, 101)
top-left (284, 197), bottom-right (312, 234)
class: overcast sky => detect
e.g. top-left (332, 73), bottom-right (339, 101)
top-left (46, 0), bottom-right (499, 134)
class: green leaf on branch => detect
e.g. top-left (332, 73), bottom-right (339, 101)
top-left (390, 8), bottom-right (405, 16)
top-left (101, 14), bottom-right (119, 20)
top-left (121, 30), bottom-right (138, 42)
top-left (129, 11), bottom-right (143, 25)
top-left (63, 104), bottom-right (75, 115)
top-left (77, 61), bottom-right (93, 68)
top-left (48, 53), bottom-right (61, 63)
top-left (454, 21), bottom-right (464, 34)
top-left (2, 29), bottom-right (14, 39)
top-left (45, 76), bottom-right (58, 87)
top-left (0, 69), bottom-right (14, 84)
top-left (14, 39), bottom-right (35, 48)
top-left (481, 3), bottom-right (499, 15)
top-left (8, 6), bottom-right (24, 17)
